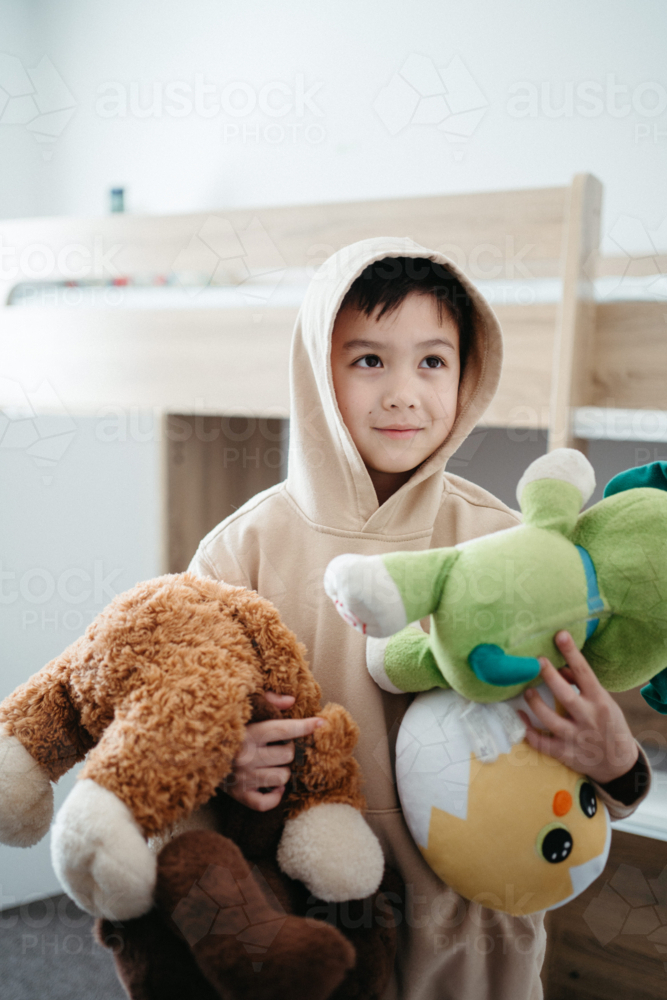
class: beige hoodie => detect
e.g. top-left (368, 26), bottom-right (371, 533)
top-left (189, 237), bottom-right (646, 1000)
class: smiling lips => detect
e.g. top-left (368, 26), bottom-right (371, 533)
top-left (374, 426), bottom-right (422, 439)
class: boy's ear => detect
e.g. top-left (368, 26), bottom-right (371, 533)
top-left (516, 449), bottom-right (596, 535)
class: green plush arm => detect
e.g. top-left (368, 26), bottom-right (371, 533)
top-left (367, 626), bottom-right (449, 694)
top-left (520, 479), bottom-right (584, 537)
top-left (325, 547), bottom-right (458, 639)
top-left (382, 547), bottom-right (460, 623)
top-left (517, 448), bottom-right (595, 537)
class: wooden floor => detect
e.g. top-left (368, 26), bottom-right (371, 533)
top-left (542, 830), bottom-right (667, 999)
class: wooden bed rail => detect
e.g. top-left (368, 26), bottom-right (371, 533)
top-left (1, 175), bottom-right (664, 439)
top-left (0, 183), bottom-right (569, 302)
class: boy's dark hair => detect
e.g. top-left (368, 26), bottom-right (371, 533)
top-left (339, 256), bottom-right (473, 370)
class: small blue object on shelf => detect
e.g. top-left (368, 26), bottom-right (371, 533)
top-left (110, 188), bottom-right (124, 213)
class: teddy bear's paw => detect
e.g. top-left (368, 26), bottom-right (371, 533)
top-left (277, 802), bottom-right (384, 901)
top-left (0, 725), bottom-right (53, 847)
top-left (51, 778), bottom-right (156, 921)
top-left (324, 554), bottom-right (407, 638)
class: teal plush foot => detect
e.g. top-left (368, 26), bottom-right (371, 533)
top-left (641, 667), bottom-right (667, 714)
top-left (469, 644), bottom-right (540, 686)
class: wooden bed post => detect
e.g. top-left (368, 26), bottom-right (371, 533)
top-left (548, 173), bottom-right (602, 451)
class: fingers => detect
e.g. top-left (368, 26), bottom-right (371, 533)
top-left (228, 764), bottom-right (292, 792)
top-left (518, 634), bottom-right (642, 785)
top-left (248, 767), bottom-right (292, 790)
top-left (523, 725), bottom-right (564, 760)
top-left (248, 716), bottom-right (326, 747)
top-left (523, 685), bottom-right (574, 739)
top-left (228, 785), bottom-right (286, 812)
top-left (248, 788), bottom-right (285, 811)
top-left (517, 709), bottom-right (565, 757)
top-left (263, 691), bottom-right (296, 709)
top-left (554, 631), bottom-right (600, 697)
top-left (226, 711), bottom-right (326, 814)
top-left (535, 657), bottom-right (590, 723)
top-left (254, 742), bottom-right (295, 767)
top-left (234, 735), bottom-right (295, 768)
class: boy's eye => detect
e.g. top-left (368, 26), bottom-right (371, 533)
top-left (420, 356), bottom-right (445, 369)
top-left (355, 354), bottom-right (383, 368)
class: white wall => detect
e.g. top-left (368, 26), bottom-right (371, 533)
top-left (0, 416), bottom-right (161, 906)
top-left (0, 1), bottom-right (42, 218)
top-left (0, 0), bottom-right (665, 252)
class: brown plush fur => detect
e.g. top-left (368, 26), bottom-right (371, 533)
top-left (154, 830), bottom-right (356, 999)
top-left (98, 827), bottom-right (402, 1000)
top-left (0, 573), bottom-right (366, 837)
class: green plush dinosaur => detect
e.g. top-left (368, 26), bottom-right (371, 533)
top-left (324, 449), bottom-right (667, 708)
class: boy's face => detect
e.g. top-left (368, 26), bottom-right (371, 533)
top-left (331, 292), bottom-right (460, 477)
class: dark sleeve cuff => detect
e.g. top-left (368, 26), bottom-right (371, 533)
top-left (597, 746), bottom-right (651, 807)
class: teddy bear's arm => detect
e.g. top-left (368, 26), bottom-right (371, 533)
top-left (77, 687), bottom-right (250, 839)
top-left (285, 702), bottom-right (365, 815)
top-left (0, 652), bottom-right (93, 781)
top-left (50, 680), bottom-right (255, 920)
top-left (0, 652), bottom-right (91, 849)
top-left (278, 702), bottom-right (385, 903)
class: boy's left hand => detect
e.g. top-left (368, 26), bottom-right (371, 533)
top-left (518, 631), bottom-right (639, 785)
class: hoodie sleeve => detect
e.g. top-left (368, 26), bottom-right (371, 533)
top-left (591, 743), bottom-right (652, 820)
top-left (188, 533), bottom-right (253, 590)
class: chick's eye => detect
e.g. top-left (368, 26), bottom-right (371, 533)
top-left (578, 780), bottom-right (597, 818)
top-left (420, 356), bottom-right (444, 369)
top-left (355, 354), bottom-right (382, 368)
top-left (536, 823), bottom-right (573, 864)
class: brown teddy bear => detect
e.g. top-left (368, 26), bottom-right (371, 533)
top-left (0, 573), bottom-right (401, 1000)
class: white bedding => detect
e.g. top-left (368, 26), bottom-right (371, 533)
top-left (8, 273), bottom-right (667, 309)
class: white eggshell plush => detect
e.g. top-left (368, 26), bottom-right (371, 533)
top-left (396, 686), bottom-right (610, 915)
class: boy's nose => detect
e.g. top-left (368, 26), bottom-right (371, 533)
top-left (383, 377), bottom-right (419, 410)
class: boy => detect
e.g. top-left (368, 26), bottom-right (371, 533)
top-left (190, 238), bottom-right (649, 999)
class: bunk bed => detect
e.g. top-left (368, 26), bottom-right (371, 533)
top-left (2, 174), bottom-right (666, 996)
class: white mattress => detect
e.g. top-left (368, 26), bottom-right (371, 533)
top-left (8, 273), bottom-right (667, 309)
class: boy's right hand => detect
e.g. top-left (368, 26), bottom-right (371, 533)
top-left (225, 692), bottom-right (325, 812)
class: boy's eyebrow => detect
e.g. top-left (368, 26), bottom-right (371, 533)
top-left (341, 338), bottom-right (387, 351)
top-left (419, 337), bottom-right (457, 352)
top-left (341, 337), bottom-right (457, 352)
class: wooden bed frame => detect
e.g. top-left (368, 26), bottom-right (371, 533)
top-left (2, 173), bottom-right (666, 571)
top-left (2, 173), bottom-right (667, 996)
top-left (2, 173), bottom-right (666, 431)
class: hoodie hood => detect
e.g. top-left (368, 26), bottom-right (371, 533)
top-left (286, 236), bottom-right (504, 536)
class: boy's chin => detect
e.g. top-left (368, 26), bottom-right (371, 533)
top-left (365, 458), bottom-right (427, 478)
top-left (365, 448), bottom-right (439, 476)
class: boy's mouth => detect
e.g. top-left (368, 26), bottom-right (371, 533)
top-left (374, 426), bottom-right (422, 439)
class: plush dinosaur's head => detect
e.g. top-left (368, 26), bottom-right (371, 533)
top-left (325, 450), bottom-right (667, 706)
